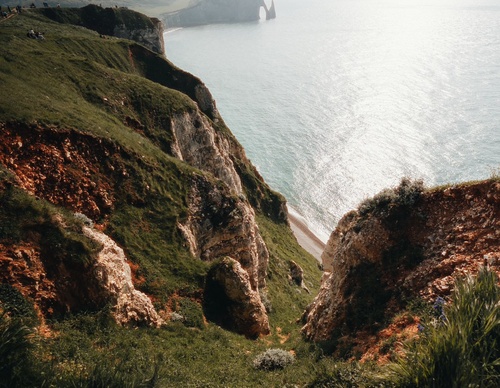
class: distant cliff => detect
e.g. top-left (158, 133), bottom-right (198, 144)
top-left (163, 0), bottom-right (272, 28)
top-left (302, 178), bottom-right (500, 358)
top-left (41, 4), bottom-right (165, 54)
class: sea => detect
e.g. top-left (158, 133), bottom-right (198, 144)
top-left (163, 0), bottom-right (500, 243)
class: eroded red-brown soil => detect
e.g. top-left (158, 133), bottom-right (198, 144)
top-left (0, 122), bottom-right (124, 220)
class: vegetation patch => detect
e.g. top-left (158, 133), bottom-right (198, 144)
top-left (253, 348), bottom-right (295, 371)
top-left (0, 284), bottom-right (36, 321)
top-left (174, 297), bottom-right (205, 329)
top-left (388, 267), bottom-right (500, 387)
top-left (0, 311), bottom-right (33, 387)
top-left (0, 185), bottom-right (102, 267)
top-left (358, 177), bottom-right (424, 218)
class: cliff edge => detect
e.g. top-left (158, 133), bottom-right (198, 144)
top-left (302, 178), bottom-right (500, 357)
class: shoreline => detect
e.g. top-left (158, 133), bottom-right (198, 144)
top-left (287, 208), bottom-right (326, 263)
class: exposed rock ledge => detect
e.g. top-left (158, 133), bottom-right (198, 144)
top-left (170, 111), bottom-right (243, 196)
top-left (0, 220), bottom-right (161, 327)
top-left (178, 174), bottom-right (269, 291)
top-left (83, 227), bottom-right (162, 327)
top-left (203, 257), bottom-right (270, 338)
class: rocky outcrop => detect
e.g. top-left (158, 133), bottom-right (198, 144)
top-left (178, 174), bottom-right (269, 290)
top-left (163, 0), bottom-right (267, 28)
top-left (266, 0), bottom-right (276, 20)
top-left (0, 228), bottom-right (160, 327)
top-left (203, 257), bottom-right (270, 338)
top-left (289, 260), bottom-right (309, 293)
top-left (260, 0), bottom-right (276, 20)
top-left (113, 15), bottom-right (164, 55)
top-left (127, 43), bottom-right (219, 120)
top-left (302, 179), bottom-right (500, 350)
top-left (83, 227), bottom-right (161, 327)
top-left (170, 111), bottom-right (243, 196)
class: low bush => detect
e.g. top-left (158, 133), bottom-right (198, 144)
top-left (307, 361), bottom-right (392, 388)
top-left (358, 178), bottom-right (424, 216)
top-left (253, 348), bottom-right (295, 371)
top-left (73, 212), bottom-right (94, 228)
top-left (0, 284), bottom-right (36, 321)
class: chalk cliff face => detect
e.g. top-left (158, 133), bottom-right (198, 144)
top-left (302, 179), bottom-right (500, 353)
top-left (163, 0), bottom-right (265, 28)
top-left (178, 174), bottom-right (269, 290)
top-left (170, 111), bottom-right (243, 195)
top-left (0, 8), bottom-right (282, 335)
top-left (83, 227), bottom-right (162, 327)
top-left (112, 16), bottom-right (164, 55)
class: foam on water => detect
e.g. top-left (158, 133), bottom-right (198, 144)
top-left (164, 0), bottom-right (500, 242)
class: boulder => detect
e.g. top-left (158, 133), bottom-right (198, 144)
top-left (203, 257), bottom-right (270, 338)
top-left (84, 227), bottom-right (162, 327)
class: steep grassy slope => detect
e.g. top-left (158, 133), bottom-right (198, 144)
top-left (1, 10), bottom-right (205, 295)
top-left (0, 7), bottom-right (320, 302)
top-left (0, 9), bottom-right (328, 386)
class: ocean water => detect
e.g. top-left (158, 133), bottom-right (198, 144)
top-left (164, 0), bottom-right (500, 242)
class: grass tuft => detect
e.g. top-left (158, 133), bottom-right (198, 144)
top-left (388, 267), bottom-right (500, 387)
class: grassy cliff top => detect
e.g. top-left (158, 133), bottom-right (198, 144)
top-left (0, 9), bottom-right (329, 386)
top-left (0, 1), bottom-right (199, 17)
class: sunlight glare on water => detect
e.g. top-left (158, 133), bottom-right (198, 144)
top-left (165, 0), bottom-right (500, 241)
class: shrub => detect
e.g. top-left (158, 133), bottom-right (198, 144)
top-left (307, 361), bottom-right (392, 388)
top-left (0, 284), bottom-right (36, 321)
top-left (358, 178), bottom-right (424, 216)
top-left (389, 267), bottom-right (500, 387)
top-left (253, 348), bottom-right (295, 371)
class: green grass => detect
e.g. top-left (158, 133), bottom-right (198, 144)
top-left (0, 311), bottom-right (33, 387)
top-left (387, 267), bottom-right (500, 387)
top-left (257, 214), bottom-right (322, 332)
top-left (0, 185), bottom-right (102, 267)
top-left (0, 14), bottom-right (193, 158)
top-left (8, 312), bottom-right (386, 387)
